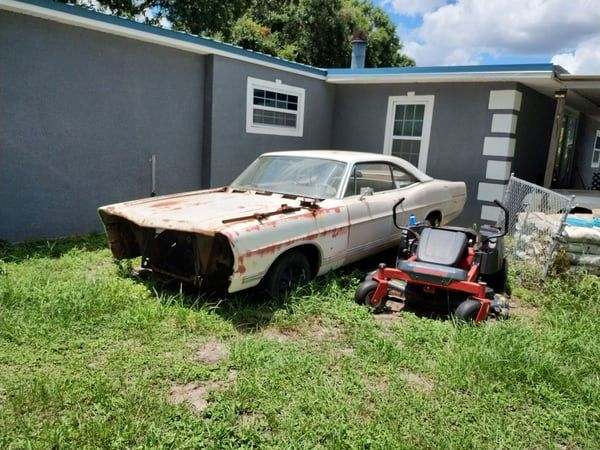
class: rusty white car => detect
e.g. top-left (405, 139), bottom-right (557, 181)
top-left (99, 151), bottom-right (466, 296)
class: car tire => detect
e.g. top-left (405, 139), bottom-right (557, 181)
top-left (262, 250), bottom-right (312, 298)
top-left (424, 213), bottom-right (441, 227)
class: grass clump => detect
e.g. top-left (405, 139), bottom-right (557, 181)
top-left (0, 235), bottom-right (599, 448)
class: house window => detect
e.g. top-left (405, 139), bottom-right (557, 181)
top-left (383, 95), bottom-right (435, 171)
top-left (592, 130), bottom-right (600, 168)
top-left (246, 77), bottom-right (305, 137)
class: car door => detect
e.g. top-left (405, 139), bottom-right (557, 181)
top-left (344, 162), bottom-right (401, 262)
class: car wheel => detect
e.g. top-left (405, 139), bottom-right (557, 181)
top-left (263, 250), bottom-right (312, 298)
top-left (424, 213), bottom-right (441, 227)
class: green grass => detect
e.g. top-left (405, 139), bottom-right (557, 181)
top-left (1, 235), bottom-right (599, 448)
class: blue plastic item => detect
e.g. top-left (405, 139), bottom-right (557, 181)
top-left (407, 214), bottom-right (418, 227)
top-left (565, 215), bottom-right (600, 228)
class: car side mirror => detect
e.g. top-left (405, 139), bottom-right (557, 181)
top-left (359, 186), bottom-right (374, 200)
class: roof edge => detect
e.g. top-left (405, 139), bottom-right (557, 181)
top-left (0, 0), bottom-right (572, 85)
top-left (0, 0), bottom-right (327, 79)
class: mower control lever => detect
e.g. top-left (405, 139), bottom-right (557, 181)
top-left (393, 197), bottom-right (421, 240)
top-left (482, 199), bottom-right (509, 242)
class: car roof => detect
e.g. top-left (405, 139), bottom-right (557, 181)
top-left (261, 150), bottom-right (433, 181)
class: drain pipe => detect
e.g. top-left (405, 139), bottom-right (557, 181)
top-left (150, 154), bottom-right (157, 197)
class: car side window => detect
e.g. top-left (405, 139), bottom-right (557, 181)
top-left (391, 164), bottom-right (419, 189)
top-left (345, 163), bottom-right (395, 197)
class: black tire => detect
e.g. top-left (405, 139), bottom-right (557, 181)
top-left (263, 251), bottom-right (312, 298)
top-left (484, 258), bottom-right (510, 295)
top-left (424, 213), bottom-right (441, 227)
top-left (403, 283), bottom-right (423, 305)
top-left (355, 280), bottom-right (386, 313)
top-left (364, 269), bottom-right (377, 281)
top-left (454, 298), bottom-right (482, 322)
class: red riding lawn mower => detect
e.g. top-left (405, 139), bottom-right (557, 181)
top-left (355, 198), bottom-right (510, 322)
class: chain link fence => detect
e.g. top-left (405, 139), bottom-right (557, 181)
top-left (497, 174), bottom-right (576, 276)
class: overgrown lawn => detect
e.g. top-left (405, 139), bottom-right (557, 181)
top-left (0, 236), bottom-right (598, 448)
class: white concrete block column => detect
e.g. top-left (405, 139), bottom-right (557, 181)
top-left (491, 113), bottom-right (518, 134)
top-left (477, 89), bottom-right (521, 221)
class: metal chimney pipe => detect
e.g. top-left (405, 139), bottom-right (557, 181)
top-left (351, 38), bottom-right (367, 69)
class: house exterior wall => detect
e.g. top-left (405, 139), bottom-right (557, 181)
top-left (0, 6), bottom-right (568, 242)
top-left (574, 113), bottom-right (600, 188)
top-left (0, 12), bottom-right (206, 241)
top-left (207, 55), bottom-right (335, 186)
top-left (512, 84), bottom-right (555, 185)
top-left (331, 82), bottom-right (518, 226)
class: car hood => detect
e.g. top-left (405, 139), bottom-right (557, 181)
top-left (98, 188), bottom-right (308, 234)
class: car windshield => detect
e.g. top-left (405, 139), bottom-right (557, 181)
top-left (231, 156), bottom-right (347, 199)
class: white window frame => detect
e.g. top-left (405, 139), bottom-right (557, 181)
top-left (591, 130), bottom-right (600, 168)
top-left (382, 94), bottom-right (435, 172)
top-left (246, 77), bottom-right (305, 137)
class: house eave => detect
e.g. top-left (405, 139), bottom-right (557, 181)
top-left (0, 0), bottom-right (328, 80)
top-left (325, 71), bottom-right (557, 84)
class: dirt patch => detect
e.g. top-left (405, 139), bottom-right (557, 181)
top-left (374, 300), bottom-right (405, 325)
top-left (238, 411), bottom-right (267, 427)
top-left (307, 321), bottom-right (342, 341)
top-left (509, 298), bottom-right (540, 320)
top-left (169, 369), bottom-right (237, 414)
top-left (261, 319), bottom-right (344, 343)
top-left (169, 382), bottom-right (214, 413)
top-left (261, 328), bottom-right (295, 343)
top-left (399, 371), bottom-right (434, 394)
top-left (372, 376), bottom-right (389, 392)
top-left (195, 340), bottom-right (229, 364)
top-left (338, 347), bottom-right (355, 356)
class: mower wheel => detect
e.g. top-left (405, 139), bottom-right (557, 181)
top-left (364, 270), bottom-right (377, 281)
top-left (483, 258), bottom-right (511, 295)
top-left (355, 280), bottom-right (386, 313)
top-left (454, 298), bottom-right (482, 322)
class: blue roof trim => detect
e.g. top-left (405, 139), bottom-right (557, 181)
top-left (16, 0), bottom-right (327, 77)
top-left (9, 0), bottom-right (564, 80)
top-left (327, 63), bottom-right (558, 76)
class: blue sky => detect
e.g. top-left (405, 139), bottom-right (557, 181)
top-left (375, 0), bottom-right (600, 73)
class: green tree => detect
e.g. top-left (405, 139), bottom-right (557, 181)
top-left (60, 0), bottom-right (414, 68)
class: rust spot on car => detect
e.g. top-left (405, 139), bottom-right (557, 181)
top-left (236, 256), bottom-right (247, 274)
top-left (241, 225), bottom-right (349, 259)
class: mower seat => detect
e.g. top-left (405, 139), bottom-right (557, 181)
top-left (397, 228), bottom-right (469, 284)
top-left (397, 260), bottom-right (468, 281)
top-left (416, 228), bottom-right (468, 266)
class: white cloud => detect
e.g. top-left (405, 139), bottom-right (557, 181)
top-left (552, 36), bottom-right (600, 74)
top-left (383, 0), bottom-right (447, 16)
top-left (402, 0), bottom-right (600, 72)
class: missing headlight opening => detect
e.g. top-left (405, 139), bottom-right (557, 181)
top-left (100, 212), bottom-right (234, 292)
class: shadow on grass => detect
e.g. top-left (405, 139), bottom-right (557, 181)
top-left (137, 248), bottom-right (400, 332)
top-left (0, 234), bottom-right (108, 263)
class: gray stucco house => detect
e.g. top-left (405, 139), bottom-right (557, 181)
top-left (2, 0), bottom-right (600, 242)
